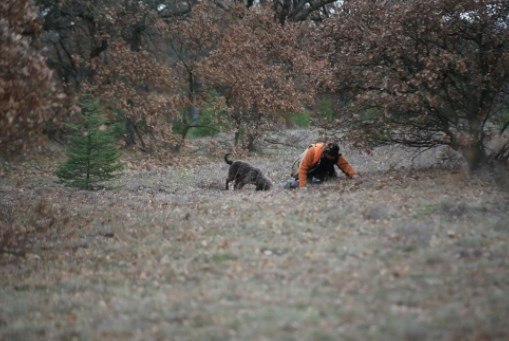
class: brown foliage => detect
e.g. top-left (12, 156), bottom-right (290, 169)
top-left (37, 0), bottom-right (183, 148)
top-left (166, 2), bottom-right (223, 145)
top-left (0, 0), bottom-right (55, 157)
top-left (83, 41), bottom-right (179, 145)
top-left (31, 1), bottom-right (332, 152)
top-left (322, 0), bottom-right (509, 168)
top-left (198, 4), bottom-right (328, 149)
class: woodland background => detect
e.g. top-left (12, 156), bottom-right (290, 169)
top-left (1, 0), bottom-right (509, 339)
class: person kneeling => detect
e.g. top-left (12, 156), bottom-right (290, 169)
top-left (287, 142), bottom-right (357, 189)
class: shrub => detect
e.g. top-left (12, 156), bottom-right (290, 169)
top-left (318, 98), bottom-right (336, 123)
top-left (290, 109), bottom-right (311, 128)
top-left (172, 91), bottom-right (228, 140)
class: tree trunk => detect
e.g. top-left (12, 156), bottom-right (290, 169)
top-left (247, 134), bottom-right (256, 152)
top-left (234, 130), bottom-right (240, 147)
top-left (125, 118), bottom-right (136, 146)
top-left (174, 125), bottom-right (191, 152)
top-left (234, 118), bottom-right (242, 147)
top-left (125, 118), bottom-right (146, 150)
top-left (458, 140), bottom-right (487, 171)
top-left (86, 133), bottom-right (92, 189)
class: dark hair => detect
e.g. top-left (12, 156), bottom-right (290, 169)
top-left (326, 142), bottom-right (340, 156)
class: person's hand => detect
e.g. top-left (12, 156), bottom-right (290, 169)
top-left (351, 173), bottom-right (363, 184)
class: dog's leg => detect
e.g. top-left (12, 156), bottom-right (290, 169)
top-left (234, 179), bottom-right (247, 190)
top-left (226, 174), bottom-right (234, 190)
top-left (233, 181), bottom-right (240, 190)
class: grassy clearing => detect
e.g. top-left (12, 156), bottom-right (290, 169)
top-left (1, 137), bottom-right (508, 340)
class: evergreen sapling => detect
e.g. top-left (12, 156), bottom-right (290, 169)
top-left (56, 98), bottom-right (124, 189)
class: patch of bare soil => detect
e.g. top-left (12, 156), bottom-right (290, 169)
top-left (1, 132), bottom-right (508, 340)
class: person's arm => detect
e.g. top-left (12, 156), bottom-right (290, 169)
top-left (337, 155), bottom-right (356, 178)
top-left (298, 148), bottom-right (315, 188)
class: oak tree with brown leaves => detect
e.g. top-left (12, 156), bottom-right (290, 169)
top-left (322, 0), bottom-right (509, 168)
top-left (166, 2), bottom-right (223, 148)
top-left (36, 0), bottom-right (184, 149)
top-left (82, 41), bottom-right (178, 149)
top-left (0, 0), bottom-right (55, 157)
top-left (198, 4), bottom-right (327, 150)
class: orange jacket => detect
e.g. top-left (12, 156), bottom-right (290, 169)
top-left (298, 143), bottom-right (356, 188)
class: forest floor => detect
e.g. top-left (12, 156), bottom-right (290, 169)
top-left (1, 129), bottom-right (509, 340)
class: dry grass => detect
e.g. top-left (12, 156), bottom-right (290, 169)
top-left (1, 133), bottom-right (508, 340)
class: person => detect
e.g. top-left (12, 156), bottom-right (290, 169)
top-left (286, 142), bottom-right (357, 189)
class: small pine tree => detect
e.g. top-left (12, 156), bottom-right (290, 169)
top-left (56, 98), bottom-right (124, 189)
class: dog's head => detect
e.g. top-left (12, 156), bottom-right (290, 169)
top-left (251, 169), bottom-right (272, 191)
top-left (256, 180), bottom-right (272, 191)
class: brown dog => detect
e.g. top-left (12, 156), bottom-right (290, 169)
top-left (224, 154), bottom-right (272, 191)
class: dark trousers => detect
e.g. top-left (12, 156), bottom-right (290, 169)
top-left (307, 162), bottom-right (337, 182)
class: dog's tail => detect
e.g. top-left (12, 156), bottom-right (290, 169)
top-left (224, 153), bottom-right (233, 165)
